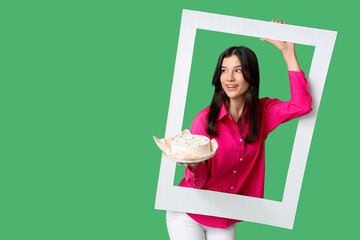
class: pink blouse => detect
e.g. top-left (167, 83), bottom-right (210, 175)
top-left (179, 70), bottom-right (312, 228)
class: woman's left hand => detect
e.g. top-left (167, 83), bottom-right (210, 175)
top-left (261, 19), bottom-right (295, 56)
top-left (261, 19), bottom-right (301, 71)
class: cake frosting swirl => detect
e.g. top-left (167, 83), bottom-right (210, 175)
top-left (171, 134), bottom-right (210, 158)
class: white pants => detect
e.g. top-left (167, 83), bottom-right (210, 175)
top-left (166, 211), bottom-right (236, 240)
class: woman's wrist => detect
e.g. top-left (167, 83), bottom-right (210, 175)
top-left (185, 162), bottom-right (199, 170)
top-left (283, 50), bottom-right (301, 71)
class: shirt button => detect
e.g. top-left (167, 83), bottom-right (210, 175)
top-left (239, 139), bottom-right (243, 142)
top-left (240, 158), bottom-right (243, 161)
top-left (230, 187), bottom-right (234, 190)
top-left (233, 170), bottom-right (236, 173)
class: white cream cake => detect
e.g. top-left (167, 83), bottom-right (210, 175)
top-left (171, 134), bottom-right (210, 158)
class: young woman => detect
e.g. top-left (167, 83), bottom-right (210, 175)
top-left (166, 20), bottom-right (312, 240)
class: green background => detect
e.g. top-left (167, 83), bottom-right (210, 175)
top-left (0, 0), bottom-right (358, 239)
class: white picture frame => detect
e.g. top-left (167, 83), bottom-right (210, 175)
top-left (155, 9), bottom-right (337, 229)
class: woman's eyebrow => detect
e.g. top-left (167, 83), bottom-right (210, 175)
top-left (221, 65), bottom-right (242, 68)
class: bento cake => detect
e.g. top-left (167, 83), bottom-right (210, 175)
top-left (171, 134), bottom-right (210, 158)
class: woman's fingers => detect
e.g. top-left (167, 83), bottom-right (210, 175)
top-left (272, 19), bottom-right (287, 24)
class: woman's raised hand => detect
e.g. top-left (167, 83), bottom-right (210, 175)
top-left (261, 19), bottom-right (295, 56)
top-left (261, 19), bottom-right (301, 71)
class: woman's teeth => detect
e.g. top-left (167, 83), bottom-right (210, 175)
top-left (227, 85), bottom-right (238, 88)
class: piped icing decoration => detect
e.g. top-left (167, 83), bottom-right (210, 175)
top-left (171, 135), bottom-right (209, 146)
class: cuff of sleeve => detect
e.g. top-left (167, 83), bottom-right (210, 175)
top-left (288, 69), bottom-right (305, 77)
top-left (289, 70), bottom-right (310, 95)
top-left (184, 162), bottom-right (206, 181)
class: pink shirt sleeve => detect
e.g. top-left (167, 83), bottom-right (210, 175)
top-left (184, 111), bottom-right (209, 188)
top-left (264, 70), bottom-right (313, 136)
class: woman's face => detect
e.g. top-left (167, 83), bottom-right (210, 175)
top-left (220, 55), bottom-right (249, 101)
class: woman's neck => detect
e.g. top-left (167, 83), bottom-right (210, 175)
top-left (226, 97), bottom-right (245, 123)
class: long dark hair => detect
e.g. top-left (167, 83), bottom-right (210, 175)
top-left (206, 46), bottom-right (260, 143)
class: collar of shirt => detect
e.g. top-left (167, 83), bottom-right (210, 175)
top-left (217, 101), bottom-right (249, 122)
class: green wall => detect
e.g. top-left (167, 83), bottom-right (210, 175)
top-left (0, 0), bottom-right (358, 239)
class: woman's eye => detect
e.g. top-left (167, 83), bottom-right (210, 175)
top-left (236, 69), bottom-right (242, 72)
top-left (221, 69), bottom-right (226, 73)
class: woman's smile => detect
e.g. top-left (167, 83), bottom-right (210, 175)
top-left (225, 84), bottom-right (239, 90)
